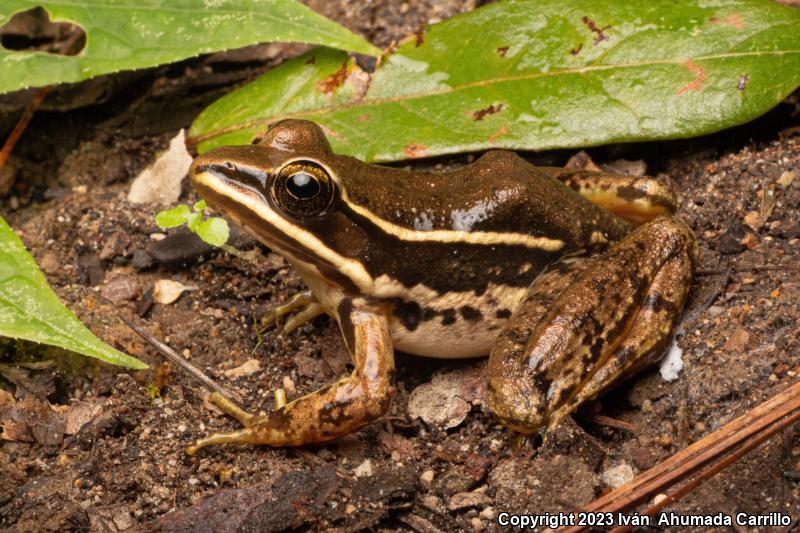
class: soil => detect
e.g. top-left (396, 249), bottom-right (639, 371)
top-left (1, 1), bottom-right (800, 532)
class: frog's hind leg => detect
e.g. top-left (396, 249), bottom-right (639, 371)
top-left (188, 304), bottom-right (394, 453)
top-left (260, 289), bottom-right (325, 336)
top-left (487, 216), bottom-right (697, 435)
top-left (542, 168), bottom-right (677, 224)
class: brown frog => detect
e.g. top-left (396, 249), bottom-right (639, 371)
top-left (186, 119), bottom-right (697, 453)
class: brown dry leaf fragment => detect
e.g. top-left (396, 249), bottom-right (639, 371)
top-left (64, 400), bottom-right (104, 435)
top-left (447, 487), bottom-right (492, 511)
top-left (403, 143), bottom-right (428, 158)
top-left (4, 396), bottom-right (66, 446)
top-left (0, 362), bottom-right (55, 399)
top-left (677, 59), bottom-right (707, 95)
top-left (407, 363), bottom-right (486, 429)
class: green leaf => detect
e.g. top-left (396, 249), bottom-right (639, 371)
top-left (190, 0), bottom-right (800, 162)
top-left (193, 199), bottom-right (207, 212)
top-left (0, 0), bottom-right (380, 95)
top-left (186, 211), bottom-right (202, 233)
top-left (0, 216), bottom-right (147, 369)
top-left (196, 217), bottom-right (230, 247)
top-left (155, 204), bottom-right (191, 229)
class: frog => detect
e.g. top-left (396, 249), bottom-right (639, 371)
top-left (186, 119), bottom-right (697, 454)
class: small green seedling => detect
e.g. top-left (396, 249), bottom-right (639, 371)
top-left (156, 200), bottom-right (230, 247)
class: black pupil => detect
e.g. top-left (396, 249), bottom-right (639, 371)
top-left (286, 172), bottom-right (320, 199)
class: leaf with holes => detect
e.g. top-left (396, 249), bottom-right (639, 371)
top-left (0, 0), bottom-right (380, 95)
top-left (189, 0), bottom-right (800, 162)
top-left (0, 216), bottom-right (147, 369)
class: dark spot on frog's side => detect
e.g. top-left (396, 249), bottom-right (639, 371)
top-left (496, 308), bottom-right (512, 319)
top-left (461, 306), bottom-right (483, 321)
top-left (319, 398), bottom-right (352, 425)
top-left (392, 299), bottom-right (422, 331)
top-left (441, 308), bottom-right (457, 326)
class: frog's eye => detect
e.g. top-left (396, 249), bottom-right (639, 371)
top-left (272, 161), bottom-right (335, 218)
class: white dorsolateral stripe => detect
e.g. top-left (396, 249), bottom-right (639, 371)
top-left (339, 188), bottom-right (566, 251)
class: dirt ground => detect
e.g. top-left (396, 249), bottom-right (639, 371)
top-left (2, 1), bottom-right (800, 532)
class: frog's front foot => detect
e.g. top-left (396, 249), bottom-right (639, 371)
top-left (188, 305), bottom-right (394, 454)
top-left (260, 290), bottom-right (325, 336)
top-left (487, 216), bottom-right (698, 435)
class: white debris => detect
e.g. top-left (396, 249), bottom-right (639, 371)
top-left (660, 339), bottom-right (684, 382)
top-left (128, 130), bottom-right (192, 205)
top-left (223, 359), bottom-right (261, 379)
top-left (153, 279), bottom-right (196, 304)
top-left (354, 459), bottom-right (373, 478)
top-left (601, 463), bottom-right (635, 489)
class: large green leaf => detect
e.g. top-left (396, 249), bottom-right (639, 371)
top-left (190, 0), bottom-right (800, 161)
top-left (0, 216), bottom-right (147, 369)
top-left (0, 0), bottom-right (380, 95)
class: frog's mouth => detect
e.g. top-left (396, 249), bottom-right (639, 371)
top-left (192, 165), bottom-right (366, 293)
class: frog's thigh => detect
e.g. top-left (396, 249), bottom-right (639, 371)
top-left (545, 168), bottom-right (677, 224)
top-left (187, 303), bottom-right (394, 452)
top-left (487, 216), bottom-right (697, 435)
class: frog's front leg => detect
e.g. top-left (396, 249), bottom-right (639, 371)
top-left (187, 302), bottom-right (394, 453)
top-left (487, 216), bottom-right (697, 435)
top-left (260, 289), bottom-right (325, 336)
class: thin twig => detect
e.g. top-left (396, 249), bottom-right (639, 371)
top-left (0, 86), bottom-right (50, 171)
top-left (588, 415), bottom-right (638, 433)
top-left (121, 315), bottom-right (242, 403)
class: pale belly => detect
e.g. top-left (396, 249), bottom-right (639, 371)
top-left (385, 282), bottom-right (529, 359)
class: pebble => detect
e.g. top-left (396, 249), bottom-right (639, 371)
top-left (420, 469), bottom-right (435, 489)
top-left (354, 459), bottom-right (373, 478)
top-left (471, 517), bottom-right (484, 531)
top-left (601, 463), bottom-right (635, 489)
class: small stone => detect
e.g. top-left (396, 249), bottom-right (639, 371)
top-left (39, 252), bottom-right (60, 275)
top-left (778, 170), bottom-right (796, 188)
top-left (641, 399), bottom-right (654, 414)
top-left (112, 509), bottom-right (133, 530)
top-left (601, 463), bottom-right (635, 489)
top-left (100, 274), bottom-right (141, 303)
top-left (707, 305), bottom-right (724, 318)
top-left (282, 376), bottom-right (296, 394)
top-left (653, 493), bottom-right (668, 505)
top-left (422, 495), bottom-right (442, 512)
top-left (188, 477), bottom-right (199, 485)
top-left (420, 469), bottom-right (435, 489)
top-left (354, 459), bottom-right (373, 478)
top-left (480, 507), bottom-right (496, 520)
top-left (470, 517), bottom-right (484, 531)
top-left (131, 249), bottom-right (154, 270)
top-left (489, 439), bottom-right (503, 453)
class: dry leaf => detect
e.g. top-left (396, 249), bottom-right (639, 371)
top-left (127, 130), bottom-right (192, 205)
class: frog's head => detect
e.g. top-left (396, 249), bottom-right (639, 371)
top-left (190, 119), bottom-right (372, 293)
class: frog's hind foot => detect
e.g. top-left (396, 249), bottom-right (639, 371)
top-left (187, 305), bottom-right (395, 454)
top-left (543, 168), bottom-right (677, 225)
top-left (260, 290), bottom-right (325, 336)
top-left (487, 216), bottom-right (698, 435)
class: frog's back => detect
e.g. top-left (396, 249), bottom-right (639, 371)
top-left (333, 150), bottom-right (628, 246)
